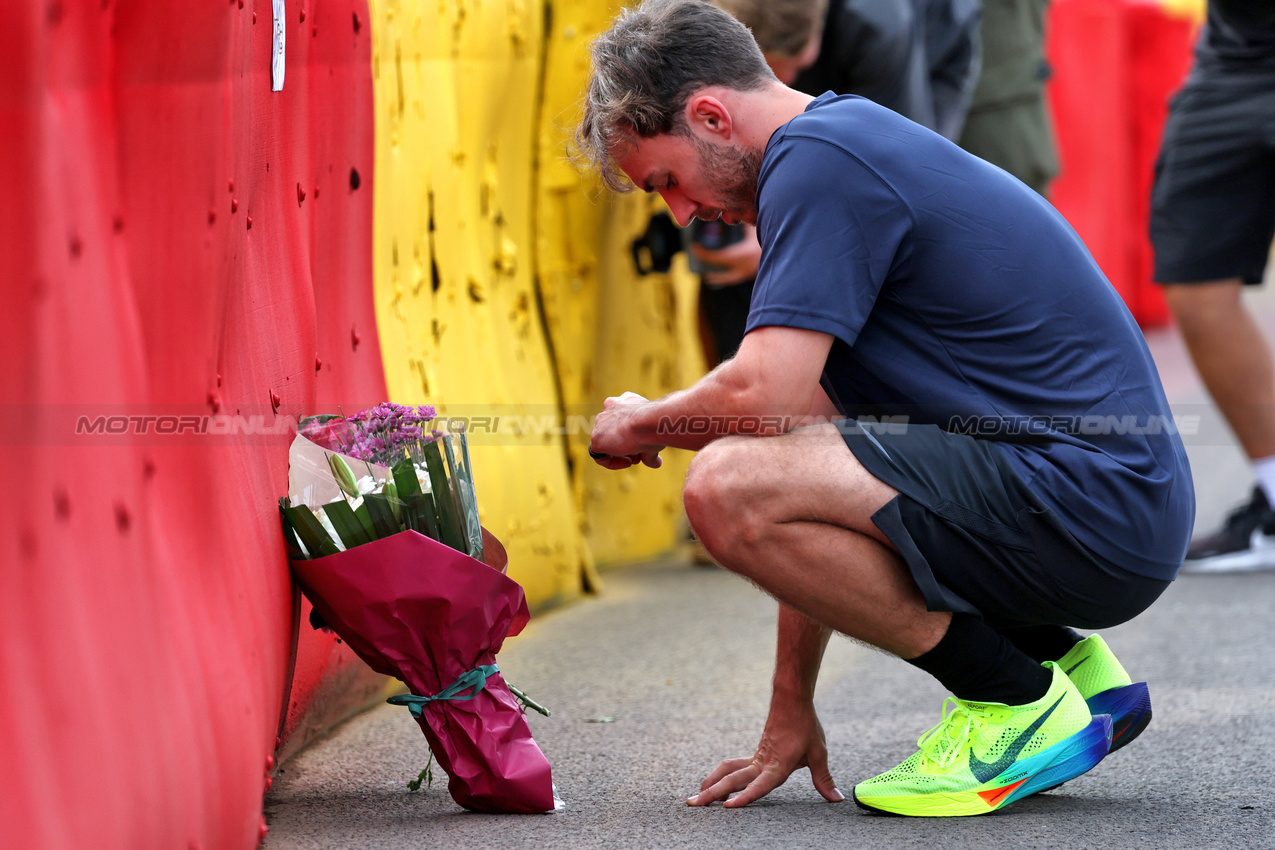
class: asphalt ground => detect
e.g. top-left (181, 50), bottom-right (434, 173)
top-left (265, 278), bottom-right (1275, 849)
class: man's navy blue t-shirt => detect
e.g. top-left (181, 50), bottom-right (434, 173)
top-left (747, 93), bottom-right (1194, 580)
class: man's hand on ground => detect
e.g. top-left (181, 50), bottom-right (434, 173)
top-left (588, 392), bottom-right (665, 469)
top-left (686, 695), bottom-right (843, 808)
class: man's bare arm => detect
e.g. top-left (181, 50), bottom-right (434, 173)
top-left (689, 604), bottom-right (842, 807)
top-left (588, 326), bottom-right (834, 463)
top-left (802, 384), bottom-right (842, 427)
top-left (773, 604), bottom-right (832, 704)
top-left (629, 326), bottom-right (833, 449)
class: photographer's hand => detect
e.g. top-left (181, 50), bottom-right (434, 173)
top-left (692, 224), bottom-right (760, 286)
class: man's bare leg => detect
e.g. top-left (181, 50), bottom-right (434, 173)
top-left (682, 423), bottom-right (946, 806)
top-left (680, 423), bottom-right (1056, 807)
top-left (1163, 279), bottom-right (1275, 460)
top-left (682, 423), bottom-right (949, 658)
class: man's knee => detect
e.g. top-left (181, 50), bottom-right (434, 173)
top-left (683, 437), bottom-right (759, 558)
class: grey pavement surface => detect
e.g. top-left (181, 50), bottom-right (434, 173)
top-left (266, 278), bottom-right (1275, 849)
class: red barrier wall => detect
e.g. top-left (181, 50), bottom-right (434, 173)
top-left (1048, 0), bottom-right (1196, 326)
top-left (0, 3), bottom-right (385, 848)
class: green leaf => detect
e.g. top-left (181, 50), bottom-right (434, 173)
top-left (383, 479), bottom-right (403, 524)
top-left (362, 492), bottom-right (401, 538)
top-left (419, 492), bottom-right (441, 541)
top-left (298, 413), bottom-right (342, 429)
top-left (457, 431), bottom-right (484, 561)
top-left (456, 433), bottom-right (480, 504)
top-left (279, 499), bottom-right (306, 560)
top-left (321, 499), bottom-right (373, 549)
top-left (423, 441), bottom-right (465, 552)
top-left (392, 458), bottom-right (423, 497)
top-left (394, 492), bottom-right (417, 535)
top-left (353, 503), bottom-right (377, 539)
top-left (406, 753), bottom-right (435, 792)
top-left (282, 505), bottom-right (341, 558)
top-left (395, 494), bottom-right (415, 533)
top-left (390, 460), bottom-right (428, 534)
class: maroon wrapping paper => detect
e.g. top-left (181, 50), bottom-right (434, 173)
top-left (290, 530), bottom-right (556, 813)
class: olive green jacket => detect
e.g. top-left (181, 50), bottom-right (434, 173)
top-left (958, 0), bottom-right (1059, 194)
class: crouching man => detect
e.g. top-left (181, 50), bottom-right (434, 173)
top-left (580, 0), bottom-right (1193, 816)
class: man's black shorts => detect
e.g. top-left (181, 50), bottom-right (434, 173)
top-left (1150, 67), bottom-right (1275, 285)
top-left (839, 421), bottom-right (1169, 631)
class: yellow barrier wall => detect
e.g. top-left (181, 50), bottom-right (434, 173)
top-left (370, 0), bottom-right (705, 606)
top-left (1157, 0), bottom-right (1205, 23)
top-left (370, 0), bottom-right (583, 608)
top-left (537, 0), bottom-right (707, 566)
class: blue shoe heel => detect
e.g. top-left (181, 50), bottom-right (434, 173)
top-left (1086, 681), bottom-right (1151, 754)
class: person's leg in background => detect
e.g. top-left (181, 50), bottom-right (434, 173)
top-left (1161, 279), bottom-right (1275, 570)
top-left (1151, 70), bottom-right (1275, 572)
top-left (1163, 280), bottom-right (1275, 469)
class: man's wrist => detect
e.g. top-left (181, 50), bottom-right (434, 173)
top-left (626, 399), bottom-right (663, 449)
top-left (770, 675), bottom-right (817, 704)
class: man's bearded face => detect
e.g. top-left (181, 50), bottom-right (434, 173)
top-left (690, 134), bottom-right (762, 223)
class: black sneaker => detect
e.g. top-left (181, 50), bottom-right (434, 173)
top-left (1183, 486), bottom-right (1275, 573)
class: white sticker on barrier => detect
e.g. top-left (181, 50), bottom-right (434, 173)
top-left (272, 0), bottom-right (286, 91)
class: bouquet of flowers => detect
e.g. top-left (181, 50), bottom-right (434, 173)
top-left (279, 404), bottom-right (559, 814)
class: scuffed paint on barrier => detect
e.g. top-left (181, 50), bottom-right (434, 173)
top-left (2, 1), bottom-right (705, 847)
top-left (1, 2), bottom-right (388, 848)
top-left (367, 0), bottom-right (593, 609)
top-left (534, 0), bottom-right (706, 565)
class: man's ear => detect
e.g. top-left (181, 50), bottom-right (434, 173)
top-left (684, 93), bottom-right (733, 140)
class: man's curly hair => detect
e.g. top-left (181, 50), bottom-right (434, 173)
top-left (576, 0), bottom-right (776, 192)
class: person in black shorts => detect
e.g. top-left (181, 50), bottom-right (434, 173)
top-left (578, 0), bottom-right (1192, 816)
top-left (1152, 0), bottom-right (1275, 573)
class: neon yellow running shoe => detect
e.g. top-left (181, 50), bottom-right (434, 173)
top-left (853, 662), bottom-right (1112, 816)
top-left (1058, 634), bottom-right (1151, 754)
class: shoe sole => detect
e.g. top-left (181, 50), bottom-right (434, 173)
top-left (852, 715), bottom-right (1112, 817)
top-left (1002, 714), bottom-right (1112, 805)
top-left (1088, 682), bottom-right (1151, 754)
top-left (1033, 682), bottom-right (1150, 794)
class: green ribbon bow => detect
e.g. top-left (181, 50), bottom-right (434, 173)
top-left (386, 664), bottom-right (499, 719)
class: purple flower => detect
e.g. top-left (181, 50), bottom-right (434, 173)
top-left (318, 402), bottom-right (439, 464)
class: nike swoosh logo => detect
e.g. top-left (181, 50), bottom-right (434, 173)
top-left (1065, 656), bottom-right (1090, 676)
top-left (969, 695), bottom-right (1066, 784)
